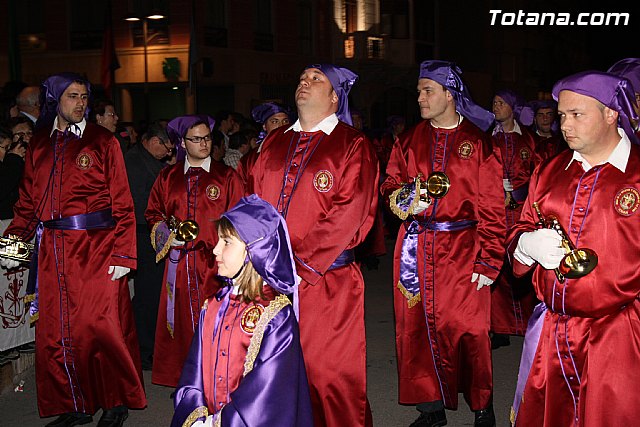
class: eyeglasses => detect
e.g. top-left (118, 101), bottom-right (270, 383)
top-left (103, 112), bottom-right (118, 117)
top-left (184, 135), bottom-right (212, 144)
top-left (157, 139), bottom-right (173, 150)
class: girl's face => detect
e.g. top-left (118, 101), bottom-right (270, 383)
top-left (212, 231), bottom-right (247, 278)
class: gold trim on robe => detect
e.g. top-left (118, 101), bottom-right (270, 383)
top-left (182, 405), bottom-right (209, 427)
top-left (243, 294), bottom-right (291, 376)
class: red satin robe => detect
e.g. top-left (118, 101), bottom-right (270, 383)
top-left (381, 119), bottom-right (505, 410)
top-left (534, 133), bottom-right (569, 161)
top-left (251, 121), bottom-right (378, 427)
top-left (145, 160), bottom-right (243, 387)
top-left (5, 123), bottom-right (146, 416)
top-left (509, 146), bottom-right (640, 427)
top-left (235, 147), bottom-right (259, 194)
top-left (491, 127), bottom-right (540, 335)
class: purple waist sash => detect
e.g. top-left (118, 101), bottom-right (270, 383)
top-left (511, 302), bottom-right (547, 425)
top-left (400, 219), bottom-right (478, 298)
top-left (26, 208), bottom-right (115, 318)
top-left (328, 249), bottom-right (355, 270)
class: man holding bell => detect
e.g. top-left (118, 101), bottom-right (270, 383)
top-left (381, 60), bottom-right (505, 427)
top-left (145, 114), bottom-right (243, 387)
top-left (508, 71), bottom-right (640, 426)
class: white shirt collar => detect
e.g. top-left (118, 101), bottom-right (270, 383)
top-left (183, 156), bottom-right (211, 173)
top-left (20, 111), bottom-right (37, 124)
top-left (431, 113), bottom-right (464, 129)
top-left (492, 120), bottom-right (522, 136)
top-left (565, 128), bottom-right (631, 173)
top-left (285, 113), bottom-right (339, 135)
top-left (50, 117), bottom-right (86, 137)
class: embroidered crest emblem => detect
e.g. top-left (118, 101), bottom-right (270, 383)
top-left (206, 184), bottom-right (220, 201)
top-left (614, 187), bottom-right (640, 216)
top-left (519, 148), bottom-right (531, 160)
top-left (240, 304), bottom-right (264, 334)
top-left (75, 153), bottom-right (93, 170)
top-left (457, 141), bottom-right (474, 159)
top-left (313, 170), bottom-right (333, 193)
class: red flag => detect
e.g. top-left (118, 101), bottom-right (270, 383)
top-left (101, 0), bottom-right (120, 98)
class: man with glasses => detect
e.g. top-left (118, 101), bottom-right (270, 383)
top-left (145, 114), bottom-right (243, 387)
top-left (125, 123), bottom-right (174, 371)
top-left (9, 116), bottom-right (34, 145)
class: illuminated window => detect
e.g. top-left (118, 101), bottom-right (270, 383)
top-left (344, 36), bottom-right (355, 58)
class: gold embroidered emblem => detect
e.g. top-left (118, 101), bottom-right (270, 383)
top-left (457, 141), bottom-right (474, 159)
top-left (614, 187), bottom-right (640, 216)
top-left (206, 184), bottom-right (220, 201)
top-left (240, 304), bottom-right (264, 334)
top-left (313, 170), bottom-right (333, 193)
top-left (313, 170), bottom-right (333, 192)
top-left (519, 148), bottom-right (531, 160)
top-left (75, 153), bottom-right (93, 170)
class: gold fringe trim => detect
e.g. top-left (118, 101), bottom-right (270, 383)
top-left (396, 281), bottom-right (421, 308)
top-left (29, 311), bottom-right (39, 324)
top-left (166, 281), bottom-right (174, 301)
top-left (151, 221), bottom-right (176, 263)
top-left (510, 406), bottom-right (516, 426)
top-left (182, 406), bottom-right (209, 427)
top-left (166, 320), bottom-right (174, 339)
top-left (243, 294), bottom-right (291, 376)
top-left (23, 293), bottom-right (36, 303)
top-left (214, 411), bottom-right (222, 427)
top-left (389, 177), bottom-right (423, 221)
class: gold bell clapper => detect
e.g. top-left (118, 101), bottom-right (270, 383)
top-left (167, 216), bottom-right (199, 242)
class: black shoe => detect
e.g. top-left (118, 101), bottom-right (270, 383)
top-left (45, 413), bottom-right (92, 427)
top-left (97, 406), bottom-right (128, 427)
top-left (490, 333), bottom-right (511, 349)
top-left (409, 409), bottom-right (447, 427)
top-left (474, 405), bottom-right (496, 427)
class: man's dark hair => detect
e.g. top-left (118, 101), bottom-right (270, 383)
top-left (228, 131), bottom-right (250, 150)
top-left (142, 123), bottom-right (169, 143)
top-left (210, 129), bottom-right (225, 148)
top-left (214, 110), bottom-right (233, 128)
top-left (90, 98), bottom-right (114, 122)
top-left (8, 116), bottom-right (34, 132)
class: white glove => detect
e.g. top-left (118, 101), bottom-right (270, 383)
top-left (171, 238), bottom-right (185, 247)
top-left (0, 258), bottom-right (20, 270)
top-left (503, 179), bottom-right (514, 192)
top-left (413, 189), bottom-right (432, 214)
top-left (515, 229), bottom-right (564, 269)
top-left (108, 265), bottom-right (131, 281)
top-left (471, 273), bottom-right (494, 290)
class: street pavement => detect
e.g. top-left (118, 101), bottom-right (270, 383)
top-left (0, 240), bottom-right (523, 426)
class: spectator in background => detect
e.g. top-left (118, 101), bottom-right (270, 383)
top-left (224, 130), bottom-right (251, 170)
top-left (210, 129), bottom-right (226, 163)
top-left (15, 86), bottom-right (40, 124)
top-left (92, 98), bottom-right (126, 152)
top-left (125, 123), bottom-right (174, 371)
top-left (8, 116), bottom-right (34, 145)
top-left (0, 125), bottom-right (26, 220)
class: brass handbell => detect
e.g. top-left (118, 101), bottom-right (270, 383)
top-left (0, 234), bottom-right (35, 264)
top-left (167, 216), bottom-right (199, 242)
top-left (419, 172), bottom-right (451, 201)
top-left (532, 202), bottom-right (598, 283)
